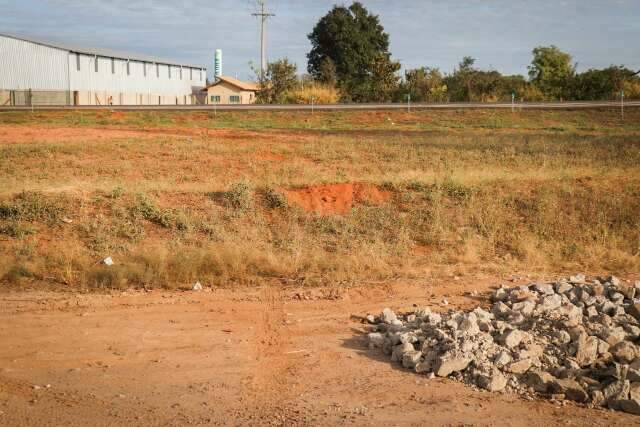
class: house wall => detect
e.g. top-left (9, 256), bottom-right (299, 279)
top-left (206, 82), bottom-right (256, 104)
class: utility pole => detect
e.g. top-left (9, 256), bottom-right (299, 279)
top-left (252, 0), bottom-right (275, 79)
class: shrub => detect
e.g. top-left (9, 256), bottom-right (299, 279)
top-left (283, 84), bottom-right (340, 104)
top-left (223, 182), bottom-right (253, 212)
top-left (264, 187), bottom-right (288, 209)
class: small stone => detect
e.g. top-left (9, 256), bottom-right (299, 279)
top-left (575, 335), bottom-right (599, 367)
top-left (506, 358), bottom-right (532, 374)
top-left (608, 276), bottom-right (621, 287)
top-left (569, 274), bottom-right (586, 284)
top-left (435, 356), bottom-right (471, 377)
top-left (102, 257), bottom-right (114, 266)
top-left (601, 327), bottom-right (626, 347)
top-left (555, 282), bottom-right (573, 294)
top-left (619, 399), bottom-right (640, 415)
top-left (492, 302), bottom-right (511, 317)
top-left (365, 314), bottom-right (376, 324)
top-left (591, 390), bottom-right (606, 406)
top-left (597, 339), bottom-right (610, 356)
top-left (585, 306), bottom-right (598, 318)
top-left (554, 330), bottom-right (571, 345)
top-left (532, 283), bottom-right (554, 295)
top-left (603, 379), bottom-right (630, 402)
top-left (550, 378), bottom-right (588, 402)
top-left (630, 383), bottom-right (640, 401)
top-left (402, 350), bottom-right (422, 369)
top-left (493, 288), bottom-right (508, 302)
top-left (192, 282), bottom-right (203, 291)
top-left (610, 341), bottom-right (637, 364)
top-left (381, 308), bottom-right (397, 324)
top-left (493, 351), bottom-right (512, 367)
top-left (524, 370), bottom-right (555, 393)
top-left (538, 294), bottom-right (562, 312)
top-left (628, 303), bottom-right (640, 322)
top-left (459, 317), bottom-right (480, 336)
top-left (499, 330), bottom-right (524, 348)
top-left (512, 301), bottom-right (535, 316)
top-left (367, 332), bottom-right (385, 349)
top-left (477, 370), bottom-right (507, 392)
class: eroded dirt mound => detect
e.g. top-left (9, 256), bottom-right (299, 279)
top-left (282, 183), bottom-right (391, 215)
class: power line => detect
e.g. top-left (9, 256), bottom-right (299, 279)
top-left (251, 0), bottom-right (275, 79)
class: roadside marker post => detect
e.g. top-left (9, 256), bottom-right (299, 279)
top-left (621, 90), bottom-right (625, 121)
top-left (407, 93), bottom-right (411, 113)
top-left (511, 92), bottom-right (515, 113)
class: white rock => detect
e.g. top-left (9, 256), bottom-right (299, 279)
top-left (192, 282), bottom-right (203, 291)
top-left (102, 257), bottom-right (114, 266)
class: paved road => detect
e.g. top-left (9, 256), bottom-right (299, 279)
top-left (1, 100), bottom-right (638, 112)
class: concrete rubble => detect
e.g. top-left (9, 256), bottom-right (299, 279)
top-left (367, 275), bottom-right (640, 416)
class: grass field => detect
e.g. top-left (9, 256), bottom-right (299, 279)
top-left (1, 108), bottom-right (639, 289)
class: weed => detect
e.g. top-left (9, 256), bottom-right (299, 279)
top-left (0, 192), bottom-right (67, 223)
top-left (264, 187), bottom-right (288, 209)
top-left (223, 182), bottom-right (253, 212)
top-left (0, 222), bottom-right (36, 238)
top-left (3, 264), bottom-right (33, 284)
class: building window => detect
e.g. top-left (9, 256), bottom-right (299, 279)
top-left (199, 69), bottom-right (202, 81)
top-left (143, 62), bottom-right (146, 77)
top-left (179, 67), bottom-right (183, 80)
top-left (111, 58), bottom-right (115, 74)
top-left (126, 60), bottom-right (130, 76)
top-left (168, 66), bottom-right (171, 79)
top-left (230, 95), bottom-right (241, 104)
top-left (190, 68), bottom-right (193, 80)
top-left (156, 63), bottom-right (160, 78)
top-left (94, 56), bottom-right (98, 73)
top-left (76, 53), bottom-right (81, 71)
top-left (210, 95), bottom-right (221, 104)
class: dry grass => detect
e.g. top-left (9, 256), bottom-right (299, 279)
top-left (0, 109), bottom-right (639, 289)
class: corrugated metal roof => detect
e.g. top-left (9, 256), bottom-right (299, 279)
top-left (0, 32), bottom-right (205, 69)
top-left (205, 75), bottom-right (259, 91)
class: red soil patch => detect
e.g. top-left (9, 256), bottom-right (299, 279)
top-left (282, 183), bottom-right (391, 215)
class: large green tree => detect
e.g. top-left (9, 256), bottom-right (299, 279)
top-left (307, 2), bottom-right (399, 102)
top-left (528, 46), bottom-right (575, 100)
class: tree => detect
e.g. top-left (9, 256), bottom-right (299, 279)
top-left (317, 57), bottom-right (337, 87)
top-left (528, 46), bottom-right (575, 100)
top-left (307, 2), bottom-right (398, 102)
top-left (255, 58), bottom-right (298, 104)
top-left (397, 67), bottom-right (447, 103)
top-left (570, 66), bottom-right (635, 100)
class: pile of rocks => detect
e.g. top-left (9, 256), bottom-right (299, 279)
top-left (367, 275), bottom-right (640, 415)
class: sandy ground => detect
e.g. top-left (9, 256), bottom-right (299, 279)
top-left (1, 279), bottom-right (638, 427)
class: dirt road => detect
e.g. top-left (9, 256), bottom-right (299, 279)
top-left (0, 279), bottom-right (637, 426)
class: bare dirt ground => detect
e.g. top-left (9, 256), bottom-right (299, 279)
top-left (1, 279), bottom-right (637, 426)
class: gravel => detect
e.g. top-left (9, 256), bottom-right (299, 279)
top-left (367, 275), bottom-right (640, 416)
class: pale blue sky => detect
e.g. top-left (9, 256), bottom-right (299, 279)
top-left (2, 0), bottom-right (639, 80)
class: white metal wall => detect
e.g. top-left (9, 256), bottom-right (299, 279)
top-left (0, 35), bottom-right (206, 98)
top-left (69, 53), bottom-right (205, 96)
top-left (0, 35), bottom-right (69, 90)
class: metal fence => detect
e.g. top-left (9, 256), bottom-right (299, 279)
top-left (1, 90), bottom-right (72, 106)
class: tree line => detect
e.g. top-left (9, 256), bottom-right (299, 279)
top-left (257, 2), bottom-right (640, 104)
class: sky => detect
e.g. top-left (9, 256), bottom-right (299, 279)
top-left (2, 0), bottom-right (639, 81)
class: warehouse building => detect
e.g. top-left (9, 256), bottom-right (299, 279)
top-left (0, 33), bottom-right (207, 106)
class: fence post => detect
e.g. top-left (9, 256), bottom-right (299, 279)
top-left (621, 89), bottom-right (625, 121)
